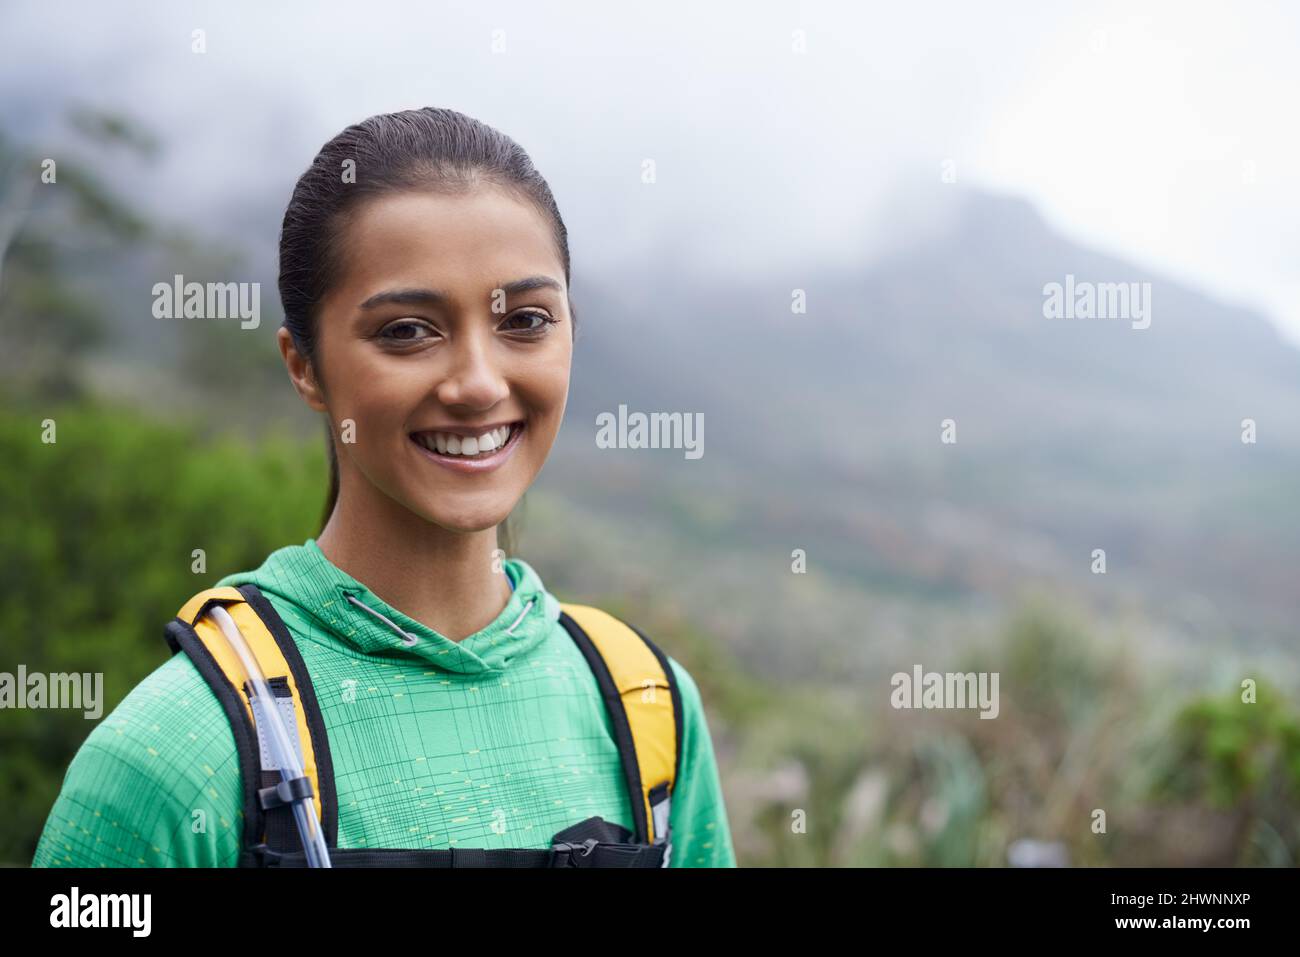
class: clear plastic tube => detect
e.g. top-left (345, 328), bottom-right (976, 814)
top-left (207, 605), bottom-right (333, 868)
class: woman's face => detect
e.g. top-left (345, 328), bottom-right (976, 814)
top-left (281, 184), bottom-right (572, 534)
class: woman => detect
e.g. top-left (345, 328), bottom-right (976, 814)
top-left (32, 108), bottom-right (735, 868)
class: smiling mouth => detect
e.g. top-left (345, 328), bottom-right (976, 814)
top-left (408, 421), bottom-right (525, 464)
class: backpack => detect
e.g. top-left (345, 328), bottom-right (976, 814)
top-left (164, 583), bottom-right (681, 867)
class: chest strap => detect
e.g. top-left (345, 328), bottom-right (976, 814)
top-left (247, 815), bottom-right (666, 868)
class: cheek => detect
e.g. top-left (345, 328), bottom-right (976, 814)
top-left (320, 349), bottom-right (415, 441)
top-left (523, 371), bottom-right (570, 439)
top-left (522, 341), bottom-right (573, 408)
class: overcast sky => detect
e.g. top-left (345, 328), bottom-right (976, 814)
top-left (4, 0), bottom-right (1298, 343)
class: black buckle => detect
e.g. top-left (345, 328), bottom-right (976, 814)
top-left (248, 842), bottom-right (283, 867)
top-left (257, 775), bottom-right (314, 810)
top-left (550, 837), bottom-right (600, 868)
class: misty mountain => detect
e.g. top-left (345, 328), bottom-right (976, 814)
top-left (568, 188), bottom-right (1300, 463)
top-left (544, 188), bottom-right (1300, 669)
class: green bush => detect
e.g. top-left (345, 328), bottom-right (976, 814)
top-left (0, 400), bottom-right (324, 864)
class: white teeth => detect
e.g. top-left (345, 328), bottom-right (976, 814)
top-left (418, 425), bottom-right (515, 456)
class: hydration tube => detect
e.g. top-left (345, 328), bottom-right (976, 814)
top-left (206, 604), bottom-right (333, 868)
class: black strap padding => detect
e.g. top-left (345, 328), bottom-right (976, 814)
top-left (255, 847), bottom-right (556, 868)
top-left (163, 619), bottom-right (184, 655)
top-left (236, 583), bottom-right (340, 850)
top-left (259, 767), bottom-right (299, 855)
top-left (551, 812), bottom-right (634, 845)
top-left (244, 678), bottom-right (306, 855)
top-left (252, 843), bottom-right (665, 868)
top-left (246, 814), bottom-right (665, 868)
top-left (163, 617), bottom-right (266, 860)
top-left (258, 773), bottom-right (316, 859)
top-left (558, 611), bottom-right (648, 843)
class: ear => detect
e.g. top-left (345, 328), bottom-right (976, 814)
top-left (278, 326), bottom-right (328, 413)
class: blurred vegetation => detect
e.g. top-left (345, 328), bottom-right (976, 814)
top-left (649, 603), bottom-right (1300, 867)
top-left (0, 400), bottom-right (325, 865)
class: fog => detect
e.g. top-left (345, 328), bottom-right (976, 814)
top-left (3, 0), bottom-right (1297, 341)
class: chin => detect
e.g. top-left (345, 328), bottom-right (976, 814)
top-left (420, 503), bottom-right (514, 534)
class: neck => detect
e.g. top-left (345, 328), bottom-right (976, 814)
top-left (315, 480), bottom-right (513, 643)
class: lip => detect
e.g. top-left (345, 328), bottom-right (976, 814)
top-left (415, 420), bottom-right (521, 438)
top-left (409, 422), bottom-right (525, 474)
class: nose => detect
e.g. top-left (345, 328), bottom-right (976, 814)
top-left (434, 327), bottom-right (510, 411)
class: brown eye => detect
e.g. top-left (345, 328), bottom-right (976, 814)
top-left (502, 310), bottom-right (557, 334)
top-left (381, 320), bottom-right (436, 342)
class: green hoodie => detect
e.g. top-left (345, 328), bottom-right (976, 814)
top-left (32, 540), bottom-right (736, 867)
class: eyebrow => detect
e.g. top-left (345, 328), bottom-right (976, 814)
top-left (358, 275), bottom-right (563, 310)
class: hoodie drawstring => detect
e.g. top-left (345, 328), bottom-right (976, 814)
top-left (345, 593), bottom-right (537, 644)
top-left (346, 594), bottom-right (420, 646)
top-left (505, 599), bottom-right (536, 635)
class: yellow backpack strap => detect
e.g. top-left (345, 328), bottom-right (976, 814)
top-left (558, 603), bottom-right (682, 849)
top-left (164, 584), bottom-right (337, 864)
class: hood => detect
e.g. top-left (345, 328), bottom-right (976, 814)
top-left (214, 539), bottom-right (561, 675)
